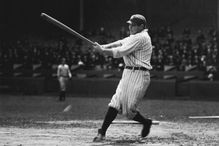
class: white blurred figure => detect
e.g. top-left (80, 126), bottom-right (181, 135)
top-left (57, 57), bottom-right (72, 101)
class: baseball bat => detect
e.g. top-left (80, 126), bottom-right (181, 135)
top-left (40, 13), bottom-right (95, 45)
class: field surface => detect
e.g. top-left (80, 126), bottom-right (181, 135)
top-left (0, 95), bottom-right (219, 146)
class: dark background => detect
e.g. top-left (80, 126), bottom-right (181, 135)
top-left (0, 0), bottom-right (218, 82)
top-left (0, 0), bottom-right (217, 39)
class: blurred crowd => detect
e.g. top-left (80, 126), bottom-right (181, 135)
top-left (0, 26), bottom-right (218, 79)
top-left (150, 26), bottom-right (217, 72)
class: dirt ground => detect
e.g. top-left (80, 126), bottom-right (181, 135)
top-left (1, 120), bottom-right (219, 146)
top-left (0, 95), bottom-right (219, 145)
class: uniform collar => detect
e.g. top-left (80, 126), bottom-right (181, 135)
top-left (130, 29), bottom-right (148, 36)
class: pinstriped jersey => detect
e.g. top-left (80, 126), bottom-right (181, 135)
top-left (112, 29), bottom-right (152, 70)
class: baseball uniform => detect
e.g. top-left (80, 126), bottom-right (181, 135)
top-left (93, 14), bottom-right (153, 141)
top-left (109, 29), bottom-right (152, 119)
top-left (57, 59), bottom-right (72, 101)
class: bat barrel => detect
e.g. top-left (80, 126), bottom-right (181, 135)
top-left (41, 13), bottom-right (94, 45)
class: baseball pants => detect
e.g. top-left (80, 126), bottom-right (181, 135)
top-left (58, 77), bottom-right (69, 91)
top-left (109, 69), bottom-right (150, 119)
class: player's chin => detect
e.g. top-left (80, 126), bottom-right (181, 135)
top-left (130, 31), bottom-right (134, 35)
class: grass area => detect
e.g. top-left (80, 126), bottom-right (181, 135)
top-left (0, 94), bottom-right (219, 126)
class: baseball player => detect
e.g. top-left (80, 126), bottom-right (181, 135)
top-left (92, 14), bottom-right (153, 142)
top-left (57, 57), bottom-right (72, 101)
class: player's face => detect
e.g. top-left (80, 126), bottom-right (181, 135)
top-left (129, 23), bottom-right (143, 35)
top-left (61, 59), bottom-right (66, 64)
top-left (128, 23), bottom-right (138, 35)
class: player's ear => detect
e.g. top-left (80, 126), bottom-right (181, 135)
top-left (140, 24), bottom-right (145, 29)
top-left (137, 24), bottom-right (144, 32)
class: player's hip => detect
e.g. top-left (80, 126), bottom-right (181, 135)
top-left (117, 71), bottom-right (150, 94)
top-left (121, 68), bottom-right (150, 81)
top-left (58, 76), bottom-right (69, 82)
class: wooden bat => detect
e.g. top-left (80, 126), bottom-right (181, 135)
top-left (40, 13), bottom-right (95, 45)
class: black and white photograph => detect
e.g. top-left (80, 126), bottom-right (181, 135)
top-left (0, 0), bottom-right (219, 145)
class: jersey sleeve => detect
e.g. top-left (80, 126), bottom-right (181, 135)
top-left (57, 65), bottom-right (61, 77)
top-left (111, 35), bottom-right (142, 58)
top-left (67, 65), bottom-right (72, 78)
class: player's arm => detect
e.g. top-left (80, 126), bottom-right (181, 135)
top-left (67, 65), bottom-right (72, 78)
top-left (93, 42), bottom-right (114, 56)
top-left (57, 66), bottom-right (61, 79)
top-left (101, 40), bottom-right (122, 49)
top-left (93, 36), bottom-right (140, 58)
top-left (111, 36), bottom-right (141, 58)
top-left (93, 39), bottom-right (124, 56)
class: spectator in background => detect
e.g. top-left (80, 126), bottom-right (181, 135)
top-left (183, 27), bottom-right (191, 37)
top-left (196, 30), bottom-right (205, 44)
top-left (0, 26), bottom-right (218, 77)
top-left (179, 54), bottom-right (187, 71)
top-left (98, 27), bottom-right (108, 44)
top-left (206, 65), bottom-right (217, 81)
top-left (119, 26), bottom-right (129, 39)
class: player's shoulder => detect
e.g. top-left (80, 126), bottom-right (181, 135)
top-left (64, 64), bottom-right (70, 68)
top-left (140, 29), bottom-right (151, 41)
top-left (140, 29), bottom-right (150, 37)
top-left (58, 64), bottom-right (62, 68)
top-left (58, 64), bottom-right (69, 68)
top-left (132, 29), bottom-right (148, 38)
top-left (132, 31), bottom-right (150, 43)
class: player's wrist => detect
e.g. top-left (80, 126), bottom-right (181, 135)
top-left (98, 45), bottom-right (105, 53)
top-left (102, 48), bottom-right (113, 56)
top-left (101, 45), bottom-right (107, 48)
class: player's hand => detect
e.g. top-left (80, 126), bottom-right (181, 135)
top-left (93, 42), bottom-right (103, 53)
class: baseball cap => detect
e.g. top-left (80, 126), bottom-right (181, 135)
top-left (127, 14), bottom-right (146, 27)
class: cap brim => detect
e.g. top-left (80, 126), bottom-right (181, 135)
top-left (126, 20), bottom-right (132, 24)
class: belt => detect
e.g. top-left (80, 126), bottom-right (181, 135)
top-left (60, 76), bottom-right (69, 78)
top-left (125, 66), bottom-right (149, 71)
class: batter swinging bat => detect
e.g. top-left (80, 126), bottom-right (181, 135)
top-left (40, 13), bottom-right (95, 45)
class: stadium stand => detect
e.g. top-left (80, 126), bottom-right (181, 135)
top-left (0, 26), bottom-right (217, 81)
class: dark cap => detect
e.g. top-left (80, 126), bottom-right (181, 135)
top-left (127, 14), bottom-right (146, 27)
